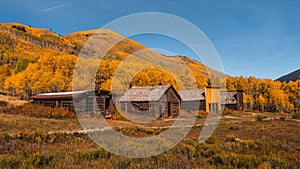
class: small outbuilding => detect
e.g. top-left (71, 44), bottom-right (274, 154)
top-left (118, 85), bottom-right (181, 118)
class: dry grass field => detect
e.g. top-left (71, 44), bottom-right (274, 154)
top-left (0, 95), bottom-right (27, 108)
top-left (0, 108), bottom-right (299, 168)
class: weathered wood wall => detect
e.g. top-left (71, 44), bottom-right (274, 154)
top-left (181, 100), bottom-right (206, 112)
top-left (119, 87), bottom-right (181, 118)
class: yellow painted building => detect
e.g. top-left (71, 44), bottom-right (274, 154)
top-left (205, 87), bottom-right (221, 113)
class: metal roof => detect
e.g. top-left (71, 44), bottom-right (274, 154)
top-left (178, 89), bottom-right (205, 101)
top-left (30, 92), bottom-right (83, 99)
top-left (118, 85), bottom-right (173, 102)
top-left (29, 89), bottom-right (110, 100)
top-left (38, 91), bottom-right (87, 96)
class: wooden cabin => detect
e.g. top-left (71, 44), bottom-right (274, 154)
top-left (221, 90), bottom-right (244, 111)
top-left (118, 85), bottom-right (181, 118)
top-left (30, 90), bottom-right (114, 117)
top-left (178, 89), bottom-right (206, 112)
top-left (178, 87), bottom-right (222, 113)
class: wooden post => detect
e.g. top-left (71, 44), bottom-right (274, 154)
top-left (103, 96), bottom-right (106, 113)
top-left (148, 102), bottom-right (150, 115)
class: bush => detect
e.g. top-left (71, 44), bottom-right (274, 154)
top-left (292, 113), bottom-right (300, 119)
top-left (111, 111), bottom-right (127, 121)
top-left (223, 108), bottom-right (233, 115)
top-left (256, 115), bottom-right (265, 122)
top-left (198, 110), bottom-right (208, 116)
top-left (4, 103), bottom-right (76, 119)
top-left (280, 115), bottom-right (286, 121)
top-left (0, 100), bottom-right (8, 107)
top-left (225, 135), bottom-right (236, 142)
top-left (229, 125), bottom-right (240, 130)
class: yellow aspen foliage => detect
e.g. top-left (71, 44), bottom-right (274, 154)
top-left (131, 68), bottom-right (179, 89)
top-left (257, 94), bottom-right (266, 112)
top-left (0, 64), bottom-right (11, 90)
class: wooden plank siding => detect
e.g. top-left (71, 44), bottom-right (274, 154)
top-left (119, 85), bottom-right (181, 118)
top-left (181, 100), bottom-right (206, 113)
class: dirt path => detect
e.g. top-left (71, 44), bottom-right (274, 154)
top-left (46, 116), bottom-right (234, 135)
top-left (2, 112), bottom-right (298, 137)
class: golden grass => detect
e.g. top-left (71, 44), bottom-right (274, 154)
top-left (0, 95), bottom-right (27, 107)
top-left (0, 111), bottom-right (299, 168)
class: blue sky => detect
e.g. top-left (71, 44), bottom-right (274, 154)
top-left (1, 0), bottom-right (300, 79)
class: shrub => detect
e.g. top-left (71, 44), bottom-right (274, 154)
top-left (0, 156), bottom-right (19, 168)
top-left (222, 108), bottom-right (233, 115)
top-left (210, 155), bottom-right (225, 165)
top-left (111, 111), bottom-right (127, 121)
top-left (198, 110), bottom-right (208, 116)
top-left (258, 162), bottom-right (272, 169)
top-left (205, 137), bottom-right (217, 144)
top-left (27, 152), bottom-right (53, 168)
top-left (4, 103), bottom-right (76, 119)
top-left (256, 115), bottom-right (265, 122)
top-left (229, 125), bottom-right (240, 130)
top-left (279, 115), bottom-right (286, 121)
top-left (225, 135), bottom-right (236, 142)
top-left (0, 100), bottom-right (8, 107)
top-left (292, 113), bottom-right (300, 119)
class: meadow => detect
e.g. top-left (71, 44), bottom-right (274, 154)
top-left (0, 105), bottom-right (299, 169)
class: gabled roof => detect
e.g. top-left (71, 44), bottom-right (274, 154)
top-left (178, 89), bottom-right (205, 101)
top-left (220, 91), bottom-right (238, 104)
top-left (118, 85), bottom-right (176, 102)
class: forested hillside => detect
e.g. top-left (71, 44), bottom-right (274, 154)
top-left (226, 76), bottom-right (300, 112)
top-left (0, 22), bottom-right (209, 98)
top-left (0, 22), bottom-right (299, 113)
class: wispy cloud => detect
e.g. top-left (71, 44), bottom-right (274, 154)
top-left (41, 2), bottom-right (72, 12)
top-left (285, 36), bottom-right (300, 41)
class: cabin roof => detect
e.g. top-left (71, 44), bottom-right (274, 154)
top-left (220, 91), bottom-right (239, 104)
top-left (178, 89), bottom-right (205, 101)
top-left (30, 91), bottom-right (85, 99)
top-left (118, 85), bottom-right (175, 102)
top-left (30, 89), bottom-right (110, 100)
top-left (38, 91), bottom-right (87, 96)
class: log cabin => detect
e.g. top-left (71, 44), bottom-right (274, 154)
top-left (30, 90), bottom-right (114, 117)
top-left (178, 89), bottom-right (206, 112)
top-left (118, 85), bottom-right (181, 118)
top-left (178, 87), bottom-right (221, 113)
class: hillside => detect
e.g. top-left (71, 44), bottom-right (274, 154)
top-left (0, 22), bottom-right (147, 67)
top-left (276, 69), bottom-right (300, 82)
top-left (0, 22), bottom-right (216, 98)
